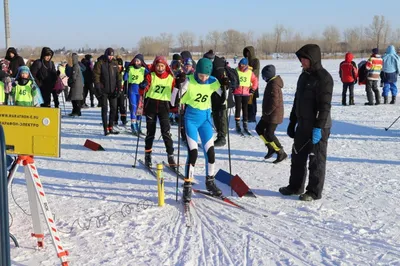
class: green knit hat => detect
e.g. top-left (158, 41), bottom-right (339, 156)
top-left (196, 58), bottom-right (213, 75)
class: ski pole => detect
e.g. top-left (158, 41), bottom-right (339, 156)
top-left (385, 115), bottom-right (400, 131)
top-left (132, 95), bottom-right (144, 168)
top-left (227, 107), bottom-right (233, 196)
top-left (293, 139), bottom-right (311, 155)
top-left (176, 84), bottom-right (183, 202)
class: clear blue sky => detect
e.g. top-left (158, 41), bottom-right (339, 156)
top-left (0, 0), bottom-right (398, 49)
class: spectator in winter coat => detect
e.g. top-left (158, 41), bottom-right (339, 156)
top-left (5, 47), bottom-right (25, 78)
top-left (256, 65), bottom-right (287, 163)
top-left (93, 47), bottom-right (122, 135)
top-left (364, 48), bottom-right (383, 105)
top-left (233, 58), bottom-right (258, 133)
top-left (382, 45), bottom-right (400, 104)
top-left (30, 47), bottom-right (58, 107)
top-left (140, 56), bottom-right (179, 169)
top-left (280, 44), bottom-right (333, 201)
top-left (243, 46), bottom-right (260, 122)
top-left (339, 52), bottom-right (358, 105)
top-left (81, 54), bottom-right (95, 107)
top-left (114, 56), bottom-right (127, 126)
top-left (65, 53), bottom-right (85, 116)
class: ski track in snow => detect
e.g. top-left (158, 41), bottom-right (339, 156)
top-left (7, 58), bottom-right (400, 265)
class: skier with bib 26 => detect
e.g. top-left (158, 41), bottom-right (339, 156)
top-left (177, 58), bottom-right (230, 203)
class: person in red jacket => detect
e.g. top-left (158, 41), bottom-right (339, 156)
top-left (339, 52), bottom-right (358, 105)
top-left (139, 56), bottom-right (185, 169)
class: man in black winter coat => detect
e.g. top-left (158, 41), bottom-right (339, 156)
top-left (93, 48), bottom-right (122, 136)
top-left (280, 44), bottom-right (333, 201)
top-left (30, 47), bottom-right (58, 107)
top-left (81, 54), bottom-right (95, 107)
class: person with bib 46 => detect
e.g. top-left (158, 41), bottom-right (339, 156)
top-left (10, 66), bottom-right (40, 106)
top-left (140, 56), bottom-right (182, 170)
top-left (233, 58), bottom-right (258, 133)
top-left (177, 58), bottom-right (230, 203)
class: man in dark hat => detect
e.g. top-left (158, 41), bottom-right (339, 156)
top-left (93, 47), bottom-right (122, 135)
top-left (280, 44), bottom-right (333, 201)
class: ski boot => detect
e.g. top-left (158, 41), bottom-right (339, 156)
top-left (145, 151), bottom-right (152, 168)
top-left (390, 96), bottom-right (396, 104)
top-left (205, 175), bottom-right (222, 197)
top-left (279, 186), bottom-right (303, 196)
top-left (273, 149), bottom-right (287, 164)
top-left (182, 179), bottom-right (192, 203)
top-left (235, 120), bottom-right (241, 132)
top-left (384, 96), bottom-right (388, 104)
top-left (264, 143), bottom-right (275, 159)
top-left (167, 154), bottom-right (177, 171)
top-left (131, 122), bottom-right (139, 135)
top-left (108, 127), bottom-right (120, 135)
top-left (214, 135), bottom-right (226, 147)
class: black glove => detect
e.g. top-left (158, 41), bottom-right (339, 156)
top-left (249, 88), bottom-right (255, 94)
top-left (176, 72), bottom-right (186, 85)
top-left (220, 76), bottom-right (230, 87)
top-left (353, 79), bottom-right (358, 85)
top-left (139, 80), bottom-right (148, 90)
top-left (287, 122), bottom-right (296, 139)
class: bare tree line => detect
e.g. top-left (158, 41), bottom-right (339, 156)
top-left (138, 15), bottom-right (400, 58)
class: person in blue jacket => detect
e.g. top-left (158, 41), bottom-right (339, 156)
top-left (382, 45), bottom-right (400, 104)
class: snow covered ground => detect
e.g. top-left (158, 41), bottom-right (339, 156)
top-left (8, 59), bottom-right (400, 265)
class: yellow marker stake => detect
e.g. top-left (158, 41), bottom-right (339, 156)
top-left (157, 163), bottom-right (165, 207)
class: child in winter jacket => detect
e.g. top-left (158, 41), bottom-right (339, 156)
top-left (140, 56), bottom-right (183, 170)
top-left (381, 45), bottom-right (400, 104)
top-left (234, 58), bottom-right (258, 133)
top-left (124, 54), bottom-right (149, 135)
top-left (10, 66), bottom-right (38, 106)
top-left (255, 65), bottom-right (287, 163)
top-left (339, 52), bottom-right (358, 105)
top-left (365, 48), bottom-right (383, 105)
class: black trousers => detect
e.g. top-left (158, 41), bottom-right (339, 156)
top-left (342, 83), bottom-right (354, 98)
top-left (101, 93), bottom-right (117, 130)
top-left (115, 93), bottom-right (127, 124)
top-left (40, 88), bottom-right (51, 107)
top-left (248, 94), bottom-right (257, 122)
top-left (366, 80), bottom-right (380, 104)
top-left (289, 126), bottom-right (330, 199)
top-left (71, 100), bottom-right (81, 115)
top-left (212, 106), bottom-right (227, 138)
top-left (83, 83), bottom-right (94, 104)
top-left (255, 120), bottom-right (281, 148)
top-left (234, 95), bottom-right (249, 122)
top-left (144, 99), bottom-right (174, 155)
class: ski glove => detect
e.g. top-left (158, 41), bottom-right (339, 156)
top-left (312, 128), bottom-right (322, 144)
top-left (139, 80), bottom-right (148, 90)
top-left (287, 122), bottom-right (296, 138)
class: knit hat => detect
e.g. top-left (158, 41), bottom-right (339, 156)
top-left (261, 65), bottom-right (276, 82)
top-left (196, 58), bottom-right (213, 75)
top-left (184, 58), bottom-right (193, 66)
top-left (239, 58), bottom-right (248, 66)
top-left (372, 48), bottom-right (379, 54)
top-left (104, 47), bottom-right (114, 56)
top-left (172, 54), bottom-right (182, 61)
top-left (18, 65), bottom-right (30, 74)
top-left (203, 50), bottom-right (215, 60)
